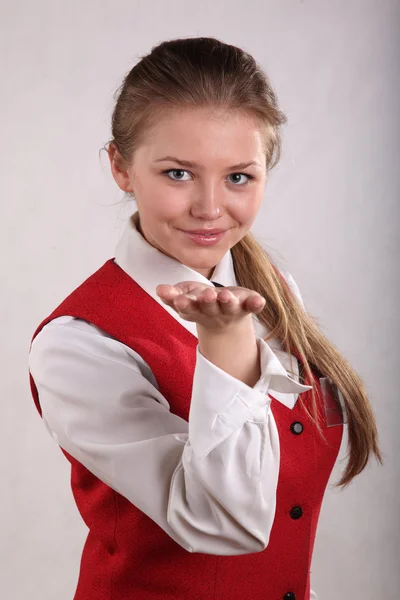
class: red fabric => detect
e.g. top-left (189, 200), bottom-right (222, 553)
top-left (29, 258), bottom-right (343, 600)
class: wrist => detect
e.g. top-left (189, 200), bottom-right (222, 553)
top-left (196, 317), bottom-right (261, 387)
top-left (196, 314), bottom-right (255, 338)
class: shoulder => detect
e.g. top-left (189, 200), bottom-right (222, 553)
top-left (29, 316), bottom-right (154, 382)
top-left (30, 316), bottom-right (121, 353)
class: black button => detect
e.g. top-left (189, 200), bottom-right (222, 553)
top-left (283, 593), bottom-right (296, 600)
top-left (290, 421), bottom-right (303, 435)
top-left (290, 506), bottom-right (303, 519)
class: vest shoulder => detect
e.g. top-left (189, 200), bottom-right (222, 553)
top-left (31, 259), bottom-right (134, 343)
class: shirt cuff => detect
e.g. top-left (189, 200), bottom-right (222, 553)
top-left (255, 337), bottom-right (313, 395)
top-left (188, 338), bottom-right (311, 460)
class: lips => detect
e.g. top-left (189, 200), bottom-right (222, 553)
top-left (192, 231), bottom-right (223, 236)
top-left (181, 229), bottom-right (226, 235)
top-left (180, 229), bottom-right (227, 246)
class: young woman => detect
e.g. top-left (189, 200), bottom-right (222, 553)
top-left (28, 36), bottom-right (382, 600)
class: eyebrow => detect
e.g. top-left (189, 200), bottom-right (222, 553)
top-left (154, 156), bottom-right (261, 170)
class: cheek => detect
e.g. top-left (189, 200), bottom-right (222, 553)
top-left (158, 192), bottom-right (189, 221)
top-left (137, 182), bottom-right (184, 221)
top-left (229, 191), bottom-right (263, 224)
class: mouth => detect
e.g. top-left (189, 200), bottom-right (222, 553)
top-left (179, 229), bottom-right (227, 246)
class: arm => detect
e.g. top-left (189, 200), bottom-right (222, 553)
top-left (29, 316), bottom-right (310, 555)
top-left (197, 315), bottom-right (261, 388)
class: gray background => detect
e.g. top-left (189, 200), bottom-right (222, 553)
top-left (1, 0), bottom-right (399, 598)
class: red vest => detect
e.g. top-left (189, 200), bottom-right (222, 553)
top-left (29, 259), bottom-right (343, 600)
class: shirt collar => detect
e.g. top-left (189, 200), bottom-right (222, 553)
top-left (114, 211), bottom-right (311, 401)
top-left (115, 211), bottom-right (236, 292)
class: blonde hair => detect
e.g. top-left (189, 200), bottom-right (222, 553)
top-left (104, 36), bottom-right (382, 487)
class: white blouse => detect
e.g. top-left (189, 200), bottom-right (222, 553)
top-left (29, 213), bottom-right (317, 599)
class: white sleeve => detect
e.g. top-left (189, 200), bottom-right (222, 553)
top-left (29, 316), bottom-right (310, 556)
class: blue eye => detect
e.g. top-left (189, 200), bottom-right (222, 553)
top-left (162, 169), bottom-right (254, 185)
top-left (228, 173), bottom-right (254, 185)
top-left (162, 169), bottom-right (191, 181)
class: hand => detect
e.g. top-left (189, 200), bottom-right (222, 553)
top-left (156, 281), bottom-right (266, 331)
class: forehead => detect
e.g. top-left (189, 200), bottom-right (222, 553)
top-left (140, 107), bottom-right (266, 165)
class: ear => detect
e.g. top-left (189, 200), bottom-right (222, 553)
top-left (108, 143), bottom-right (133, 193)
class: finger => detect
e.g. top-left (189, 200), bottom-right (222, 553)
top-left (216, 289), bottom-right (242, 315)
top-left (218, 288), bottom-right (260, 315)
top-left (244, 294), bottom-right (266, 314)
top-left (156, 284), bottom-right (182, 301)
top-left (174, 281), bottom-right (204, 294)
top-left (196, 287), bottom-right (220, 315)
top-left (173, 294), bottom-right (196, 312)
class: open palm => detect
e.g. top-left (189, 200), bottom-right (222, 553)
top-left (156, 281), bottom-right (266, 330)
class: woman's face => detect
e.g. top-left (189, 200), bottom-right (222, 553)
top-left (109, 107), bottom-right (267, 278)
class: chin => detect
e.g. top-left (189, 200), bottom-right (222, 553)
top-left (180, 252), bottom-right (222, 271)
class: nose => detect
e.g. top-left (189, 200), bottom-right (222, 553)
top-left (190, 186), bottom-right (222, 220)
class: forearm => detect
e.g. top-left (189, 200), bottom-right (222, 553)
top-left (196, 316), bottom-right (261, 388)
top-left (30, 316), bottom-right (280, 555)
